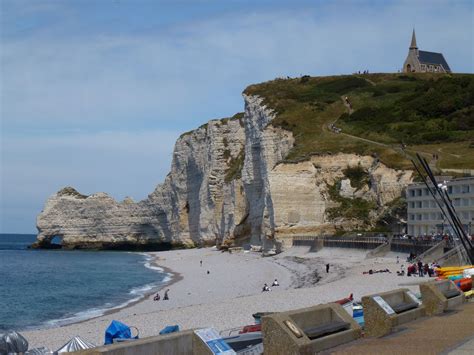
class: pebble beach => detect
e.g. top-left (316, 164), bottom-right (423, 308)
top-left (22, 247), bottom-right (422, 350)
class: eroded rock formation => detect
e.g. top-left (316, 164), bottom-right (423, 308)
top-left (35, 95), bottom-right (412, 251)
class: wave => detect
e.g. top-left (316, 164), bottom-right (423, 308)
top-left (139, 252), bottom-right (173, 282)
top-left (34, 253), bottom-right (173, 330)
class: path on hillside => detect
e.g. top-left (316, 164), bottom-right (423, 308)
top-left (437, 147), bottom-right (461, 158)
top-left (327, 97), bottom-right (439, 170)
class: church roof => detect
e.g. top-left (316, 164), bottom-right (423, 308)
top-left (418, 50), bottom-right (451, 71)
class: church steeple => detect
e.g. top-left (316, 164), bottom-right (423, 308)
top-left (410, 29), bottom-right (418, 49)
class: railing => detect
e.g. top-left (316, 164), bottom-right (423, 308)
top-left (291, 235), bottom-right (455, 253)
top-left (434, 245), bottom-right (463, 265)
top-left (390, 238), bottom-right (440, 254)
top-left (292, 235), bottom-right (386, 250)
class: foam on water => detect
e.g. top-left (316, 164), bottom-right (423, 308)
top-left (0, 234), bottom-right (171, 332)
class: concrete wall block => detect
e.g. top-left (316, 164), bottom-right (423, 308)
top-left (420, 280), bottom-right (465, 315)
top-left (77, 330), bottom-right (212, 355)
top-left (262, 303), bottom-right (361, 354)
top-left (362, 288), bottom-right (425, 337)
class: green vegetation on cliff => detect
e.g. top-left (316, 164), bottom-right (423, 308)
top-left (326, 179), bottom-right (376, 221)
top-left (244, 73), bottom-right (474, 170)
top-left (225, 148), bottom-right (245, 182)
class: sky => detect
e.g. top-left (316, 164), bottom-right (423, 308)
top-left (1, 0), bottom-right (473, 233)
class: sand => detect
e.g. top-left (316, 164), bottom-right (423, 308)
top-left (22, 246), bottom-right (426, 350)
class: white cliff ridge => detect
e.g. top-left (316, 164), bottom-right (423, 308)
top-left (34, 95), bottom-right (412, 251)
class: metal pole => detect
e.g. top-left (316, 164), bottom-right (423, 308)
top-left (412, 155), bottom-right (473, 264)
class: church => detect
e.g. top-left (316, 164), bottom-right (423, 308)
top-left (402, 30), bottom-right (451, 73)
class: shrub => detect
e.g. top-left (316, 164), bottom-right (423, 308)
top-left (225, 149), bottom-right (245, 182)
top-left (421, 131), bottom-right (451, 143)
top-left (316, 77), bottom-right (370, 94)
top-left (326, 179), bottom-right (377, 221)
top-left (343, 165), bottom-right (369, 190)
top-left (300, 75), bottom-right (311, 84)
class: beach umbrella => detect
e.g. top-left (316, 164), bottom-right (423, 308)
top-left (0, 331), bottom-right (29, 353)
top-left (56, 336), bottom-right (95, 353)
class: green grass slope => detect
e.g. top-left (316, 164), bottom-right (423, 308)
top-left (244, 73), bottom-right (474, 170)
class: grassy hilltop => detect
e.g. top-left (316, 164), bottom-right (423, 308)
top-left (244, 73), bottom-right (474, 170)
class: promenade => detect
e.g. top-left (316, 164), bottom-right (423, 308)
top-left (329, 301), bottom-right (474, 355)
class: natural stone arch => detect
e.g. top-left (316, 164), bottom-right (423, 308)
top-left (50, 235), bottom-right (63, 246)
top-left (33, 233), bottom-right (64, 249)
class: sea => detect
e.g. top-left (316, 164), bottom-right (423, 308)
top-left (0, 234), bottom-right (170, 332)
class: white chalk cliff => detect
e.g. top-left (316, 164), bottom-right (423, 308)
top-left (34, 95), bottom-right (412, 252)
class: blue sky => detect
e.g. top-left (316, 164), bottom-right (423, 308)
top-left (1, 0), bottom-right (473, 233)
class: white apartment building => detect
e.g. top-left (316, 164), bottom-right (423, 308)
top-left (406, 177), bottom-right (474, 237)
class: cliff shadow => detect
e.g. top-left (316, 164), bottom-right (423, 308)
top-left (185, 158), bottom-right (204, 244)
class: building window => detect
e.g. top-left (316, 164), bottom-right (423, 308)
top-left (448, 186), bottom-right (453, 194)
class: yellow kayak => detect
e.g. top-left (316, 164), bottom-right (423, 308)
top-left (437, 265), bottom-right (473, 272)
top-left (464, 290), bottom-right (474, 298)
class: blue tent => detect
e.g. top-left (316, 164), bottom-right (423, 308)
top-left (104, 320), bottom-right (139, 345)
top-left (159, 325), bottom-right (180, 335)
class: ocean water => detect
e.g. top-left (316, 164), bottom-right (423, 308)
top-left (0, 234), bottom-right (169, 332)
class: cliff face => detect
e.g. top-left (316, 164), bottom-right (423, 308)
top-left (35, 95), bottom-right (412, 251)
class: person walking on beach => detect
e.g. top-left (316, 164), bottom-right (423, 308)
top-left (417, 260), bottom-right (424, 277)
top-left (164, 289), bottom-right (170, 300)
top-left (200, 260), bottom-right (202, 267)
top-left (326, 264), bottom-right (330, 273)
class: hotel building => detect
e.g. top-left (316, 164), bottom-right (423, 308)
top-left (406, 177), bottom-right (474, 236)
